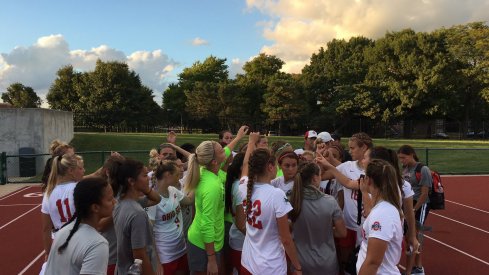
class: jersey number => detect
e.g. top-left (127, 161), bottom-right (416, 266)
top-left (56, 198), bottom-right (72, 223)
top-left (175, 216), bottom-right (180, 228)
top-left (351, 190), bottom-right (359, 201)
top-left (247, 200), bottom-right (263, 229)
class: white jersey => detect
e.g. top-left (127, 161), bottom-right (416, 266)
top-left (402, 180), bottom-right (414, 199)
top-left (241, 183), bottom-right (293, 274)
top-left (229, 177), bottom-right (247, 251)
top-left (319, 179), bottom-right (342, 200)
top-left (356, 201), bottom-right (403, 275)
top-left (41, 181), bottom-right (77, 231)
top-left (154, 186), bottom-right (186, 264)
top-left (271, 176), bottom-right (294, 197)
top-left (146, 171), bottom-right (157, 221)
top-left (337, 161), bottom-right (364, 232)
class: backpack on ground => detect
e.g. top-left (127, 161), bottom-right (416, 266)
top-left (415, 163), bottom-right (445, 210)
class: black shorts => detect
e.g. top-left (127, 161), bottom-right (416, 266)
top-left (187, 241), bottom-right (222, 272)
top-left (413, 200), bottom-right (430, 228)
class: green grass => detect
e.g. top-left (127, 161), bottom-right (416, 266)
top-left (70, 132), bottom-right (489, 175)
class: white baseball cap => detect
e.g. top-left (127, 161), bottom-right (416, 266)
top-left (317, 131), bottom-right (334, 142)
top-left (304, 130), bottom-right (318, 139)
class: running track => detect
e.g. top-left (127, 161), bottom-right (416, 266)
top-left (0, 176), bottom-right (488, 274)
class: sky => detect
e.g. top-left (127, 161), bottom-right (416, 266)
top-left (1, 0), bottom-right (488, 106)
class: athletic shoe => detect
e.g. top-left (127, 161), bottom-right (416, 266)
top-left (411, 266), bottom-right (425, 275)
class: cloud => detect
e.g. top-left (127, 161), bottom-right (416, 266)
top-left (229, 58), bottom-right (245, 78)
top-left (0, 34), bottom-right (178, 106)
top-left (247, 0), bottom-right (489, 73)
top-left (191, 37), bottom-right (209, 46)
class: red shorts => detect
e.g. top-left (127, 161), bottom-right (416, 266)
top-left (336, 228), bottom-right (357, 248)
top-left (230, 248), bottom-right (242, 272)
top-left (162, 254), bottom-right (189, 274)
top-left (107, 264), bottom-right (116, 275)
top-left (240, 265), bottom-right (253, 275)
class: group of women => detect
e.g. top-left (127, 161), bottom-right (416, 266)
top-left (38, 128), bottom-right (431, 275)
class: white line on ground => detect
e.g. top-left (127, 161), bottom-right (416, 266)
top-left (425, 235), bottom-right (489, 266)
top-left (0, 204), bottom-right (40, 207)
top-left (446, 199), bottom-right (489, 214)
top-left (0, 204), bottom-right (40, 231)
top-left (18, 250), bottom-right (45, 275)
top-left (431, 212), bottom-right (489, 234)
top-left (0, 186), bottom-right (30, 201)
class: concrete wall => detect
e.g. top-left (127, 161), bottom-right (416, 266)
top-left (0, 108), bottom-right (73, 178)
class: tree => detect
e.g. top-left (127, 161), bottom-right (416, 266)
top-left (47, 65), bottom-right (83, 111)
top-left (1, 83), bottom-right (41, 108)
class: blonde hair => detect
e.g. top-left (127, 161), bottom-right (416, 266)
top-left (184, 141), bottom-right (219, 192)
top-left (46, 154), bottom-right (83, 196)
top-left (49, 140), bottom-right (73, 157)
top-left (148, 149), bottom-right (160, 171)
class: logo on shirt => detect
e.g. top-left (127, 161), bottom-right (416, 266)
top-left (372, 221), bottom-right (382, 231)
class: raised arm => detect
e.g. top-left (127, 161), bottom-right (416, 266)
top-left (242, 132), bottom-right (260, 178)
top-left (225, 125), bottom-right (249, 152)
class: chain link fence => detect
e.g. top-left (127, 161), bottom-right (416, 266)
top-left (1, 148), bottom-right (489, 184)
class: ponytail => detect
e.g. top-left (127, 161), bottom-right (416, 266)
top-left (46, 154), bottom-right (83, 197)
top-left (289, 162), bottom-right (321, 222)
top-left (184, 141), bottom-right (218, 192)
top-left (184, 154), bottom-right (201, 193)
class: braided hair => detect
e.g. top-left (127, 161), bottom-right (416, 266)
top-left (246, 149), bottom-right (275, 223)
top-left (57, 177), bottom-right (109, 253)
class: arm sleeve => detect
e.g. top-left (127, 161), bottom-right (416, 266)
top-left (80, 241), bottom-right (109, 275)
top-left (174, 187), bottom-right (185, 202)
top-left (420, 166), bottom-right (433, 189)
top-left (224, 147), bottom-right (231, 158)
top-left (330, 197), bottom-right (343, 221)
top-left (273, 188), bottom-right (293, 218)
top-left (41, 193), bottom-right (49, 214)
top-left (366, 210), bottom-right (395, 242)
top-left (199, 180), bottom-right (220, 243)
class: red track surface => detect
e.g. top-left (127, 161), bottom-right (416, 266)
top-left (1, 176), bottom-right (488, 274)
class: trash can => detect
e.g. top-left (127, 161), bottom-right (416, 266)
top-left (19, 147), bottom-right (36, 177)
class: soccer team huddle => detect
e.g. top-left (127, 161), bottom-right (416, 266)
top-left (38, 126), bottom-right (434, 275)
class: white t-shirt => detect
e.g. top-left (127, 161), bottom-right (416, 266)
top-left (402, 180), bottom-right (414, 199)
top-left (241, 183), bottom-right (293, 274)
top-left (319, 179), bottom-right (342, 200)
top-left (271, 176), bottom-right (294, 197)
top-left (41, 181), bottom-right (77, 231)
top-left (356, 201), bottom-right (403, 275)
top-left (146, 171), bottom-right (157, 221)
top-left (336, 161), bottom-right (364, 231)
top-left (45, 222), bottom-right (109, 275)
top-left (154, 186), bottom-right (186, 264)
top-left (229, 177), bottom-right (247, 251)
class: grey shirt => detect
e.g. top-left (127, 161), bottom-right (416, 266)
top-left (45, 222), bottom-right (109, 275)
top-left (113, 199), bottom-right (156, 275)
top-left (293, 188), bottom-right (343, 275)
top-left (403, 164), bottom-right (432, 202)
top-left (100, 223), bottom-right (117, 265)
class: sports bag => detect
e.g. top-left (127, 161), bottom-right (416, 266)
top-left (415, 163), bottom-right (445, 210)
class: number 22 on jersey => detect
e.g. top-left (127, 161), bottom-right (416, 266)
top-left (247, 200), bottom-right (263, 229)
top-left (56, 198), bottom-right (73, 223)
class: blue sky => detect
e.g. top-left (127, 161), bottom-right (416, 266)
top-left (1, 0), bottom-right (488, 105)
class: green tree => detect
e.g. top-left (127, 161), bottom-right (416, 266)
top-left (1, 83), bottom-right (42, 108)
top-left (47, 65), bottom-right (83, 111)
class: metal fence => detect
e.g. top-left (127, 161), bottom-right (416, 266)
top-left (1, 148), bottom-right (489, 184)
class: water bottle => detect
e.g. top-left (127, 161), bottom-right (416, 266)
top-left (128, 259), bottom-right (143, 275)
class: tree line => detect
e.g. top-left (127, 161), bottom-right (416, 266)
top-left (2, 22), bottom-right (488, 135)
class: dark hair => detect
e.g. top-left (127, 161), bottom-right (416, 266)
top-left (278, 151), bottom-right (299, 165)
top-left (329, 144), bottom-right (344, 162)
top-left (289, 162), bottom-right (321, 222)
top-left (104, 155), bottom-right (125, 196)
top-left (219, 130), bottom-right (232, 140)
top-left (369, 146), bottom-right (404, 197)
top-left (350, 132), bottom-right (373, 149)
top-left (271, 140), bottom-right (292, 159)
top-left (58, 177), bottom-right (110, 253)
top-left (114, 159), bottom-right (145, 197)
top-left (225, 153), bottom-right (245, 214)
top-left (246, 149), bottom-right (275, 222)
top-left (397, 145), bottom-right (419, 162)
top-left (177, 143), bottom-right (196, 161)
top-left (155, 160), bottom-right (178, 180)
top-left (366, 159), bottom-right (403, 219)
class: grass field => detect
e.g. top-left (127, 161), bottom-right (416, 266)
top-left (70, 132), bottom-right (489, 175)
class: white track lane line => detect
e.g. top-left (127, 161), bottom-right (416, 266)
top-left (18, 250), bottom-right (45, 275)
top-left (0, 204), bottom-right (40, 230)
top-left (431, 212), bottom-right (489, 234)
top-left (446, 199), bottom-right (489, 214)
top-left (0, 186), bottom-right (31, 201)
top-left (0, 203), bottom-right (40, 207)
top-left (425, 235), bottom-right (489, 266)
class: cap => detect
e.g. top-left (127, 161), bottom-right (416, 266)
top-left (317, 131), bottom-right (334, 142)
top-left (304, 130), bottom-right (318, 139)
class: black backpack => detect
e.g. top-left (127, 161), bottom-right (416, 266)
top-left (415, 163), bottom-right (445, 210)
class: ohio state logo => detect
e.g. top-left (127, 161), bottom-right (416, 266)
top-left (372, 221), bottom-right (382, 231)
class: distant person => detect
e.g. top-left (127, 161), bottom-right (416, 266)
top-left (356, 159), bottom-right (403, 274)
top-left (255, 135), bottom-right (269, 149)
top-left (294, 130), bottom-right (317, 155)
top-left (219, 130), bottom-right (233, 145)
top-left (398, 145), bottom-right (433, 275)
top-left (44, 177), bottom-right (115, 275)
top-left (290, 161), bottom-right (346, 274)
top-left (331, 133), bottom-right (352, 162)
